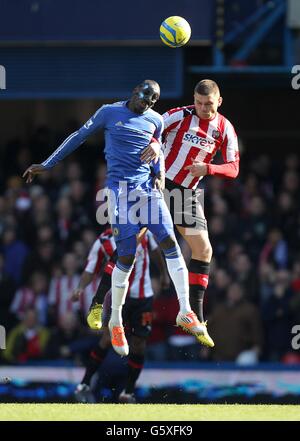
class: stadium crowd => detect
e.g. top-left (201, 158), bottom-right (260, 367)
top-left (1, 124), bottom-right (300, 365)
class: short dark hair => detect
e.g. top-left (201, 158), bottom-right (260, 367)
top-left (194, 79), bottom-right (220, 96)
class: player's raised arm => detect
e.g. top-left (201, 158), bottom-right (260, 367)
top-left (22, 106), bottom-right (106, 183)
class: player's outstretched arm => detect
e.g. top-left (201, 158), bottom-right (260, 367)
top-left (71, 271), bottom-right (94, 302)
top-left (22, 163), bottom-right (47, 183)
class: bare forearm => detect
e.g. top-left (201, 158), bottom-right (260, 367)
top-left (78, 271), bottom-right (94, 290)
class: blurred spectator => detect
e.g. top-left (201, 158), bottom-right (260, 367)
top-left (81, 228), bottom-right (97, 250)
top-left (1, 226), bottom-right (29, 286)
top-left (231, 253), bottom-right (258, 303)
top-left (2, 308), bottom-right (50, 363)
top-left (30, 193), bottom-right (54, 229)
top-left (146, 281), bottom-right (172, 361)
top-left (258, 262), bottom-right (276, 304)
top-left (208, 283), bottom-right (263, 362)
top-left (0, 253), bottom-right (16, 331)
top-left (44, 312), bottom-right (97, 364)
top-left (209, 215), bottom-right (230, 261)
top-left (206, 268), bottom-right (232, 314)
top-left (0, 196), bottom-right (8, 236)
top-left (289, 261), bottom-right (300, 326)
top-left (47, 252), bottom-right (80, 325)
top-left (10, 271), bottom-right (48, 325)
top-left (72, 240), bottom-right (89, 271)
top-left (274, 191), bottom-right (298, 247)
top-left (285, 153), bottom-right (299, 172)
top-left (282, 170), bottom-right (299, 197)
top-left (65, 161), bottom-right (83, 182)
top-left (259, 228), bottom-right (289, 269)
top-left (22, 240), bottom-right (57, 281)
top-left (239, 196), bottom-right (271, 261)
top-left (261, 269), bottom-right (293, 361)
top-left (55, 196), bottom-right (75, 244)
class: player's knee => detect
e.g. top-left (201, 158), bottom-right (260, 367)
top-left (191, 236), bottom-right (212, 261)
top-left (118, 254), bottom-right (135, 267)
top-left (199, 243), bottom-right (212, 261)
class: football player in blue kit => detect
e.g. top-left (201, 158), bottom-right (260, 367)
top-left (23, 80), bottom-right (207, 357)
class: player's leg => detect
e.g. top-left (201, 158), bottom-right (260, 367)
top-left (119, 298), bottom-right (152, 403)
top-left (119, 335), bottom-right (146, 404)
top-left (87, 251), bottom-right (117, 330)
top-left (107, 186), bottom-right (140, 356)
top-left (109, 235), bottom-right (137, 356)
top-left (175, 190), bottom-right (214, 347)
top-left (176, 226), bottom-right (212, 320)
top-left (87, 229), bottom-right (147, 330)
top-left (75, 328), bottom-right (111, 403)
top-left (146, 191), bottom-right (206, 338)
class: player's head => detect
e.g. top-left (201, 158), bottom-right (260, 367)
top-left (129, 80), bottom-right (160, 114)
top-left (194, 79), bottom-right (222, 120)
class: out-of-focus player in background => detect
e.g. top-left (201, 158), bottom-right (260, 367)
top-left (71, 227), bottom-right (117, 331)
top-left (23, 79), bottom-right (207, 358)
top-left (162, 79), bottom-right (240, 347)
top-left (72, 227), bottom-right (169, 403)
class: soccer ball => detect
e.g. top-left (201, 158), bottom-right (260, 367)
top-left (160, 16), bottom-right (191, 48)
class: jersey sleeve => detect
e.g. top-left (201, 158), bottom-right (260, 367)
top-left (206, 118), bottom-right (239, 179)
top-left (85, 239), bottom-right (105, 274)
top-left (42, 105), bottom-right (107, 169)
top-left (220, 119), bottom-right (239, 163)
top-left (162, 107), bottom-right (185, 136)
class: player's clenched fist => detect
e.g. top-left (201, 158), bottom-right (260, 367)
top-left (140, 141), bottom-right (160, 164)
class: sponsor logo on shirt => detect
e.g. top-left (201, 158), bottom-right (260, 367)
top-left (183, 133), bottom-right (215, 152)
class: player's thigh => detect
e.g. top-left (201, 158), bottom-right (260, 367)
top-left (176, 225), bottom-right (212, 257)
top-left (114, 235), bottom-right (137, 266)
top-left (164, 179), bottom-right (207, 230)
top-left (145, 191), bottom-right (176, 243)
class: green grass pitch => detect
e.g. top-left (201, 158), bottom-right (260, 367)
top-left (0, 404), bottom-right (299, 421)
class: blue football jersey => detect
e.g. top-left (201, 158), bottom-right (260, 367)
top-left (42, 101), bottom-right (164, 186)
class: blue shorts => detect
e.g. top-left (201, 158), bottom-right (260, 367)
top-left (107, 178), bottom-right (175, 254)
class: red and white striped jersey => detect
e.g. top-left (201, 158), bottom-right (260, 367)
top-left (48, 274), bottom-right (80, 319)
top-left (85, 229), bottom-right (158, 299)
top-left (84, 228), bottom-right (116, 274)
top-left (163, 106), bottom-right (239, 189)
top-left (10, 287), bottom-right (47, 324)
top-left (128, 231), bottom-right (158, 299)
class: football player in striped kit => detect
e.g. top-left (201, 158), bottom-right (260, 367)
top-left (162, 79), bottom-right (240, 347)
top-left (72, 227), bottom-right (169, 403)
